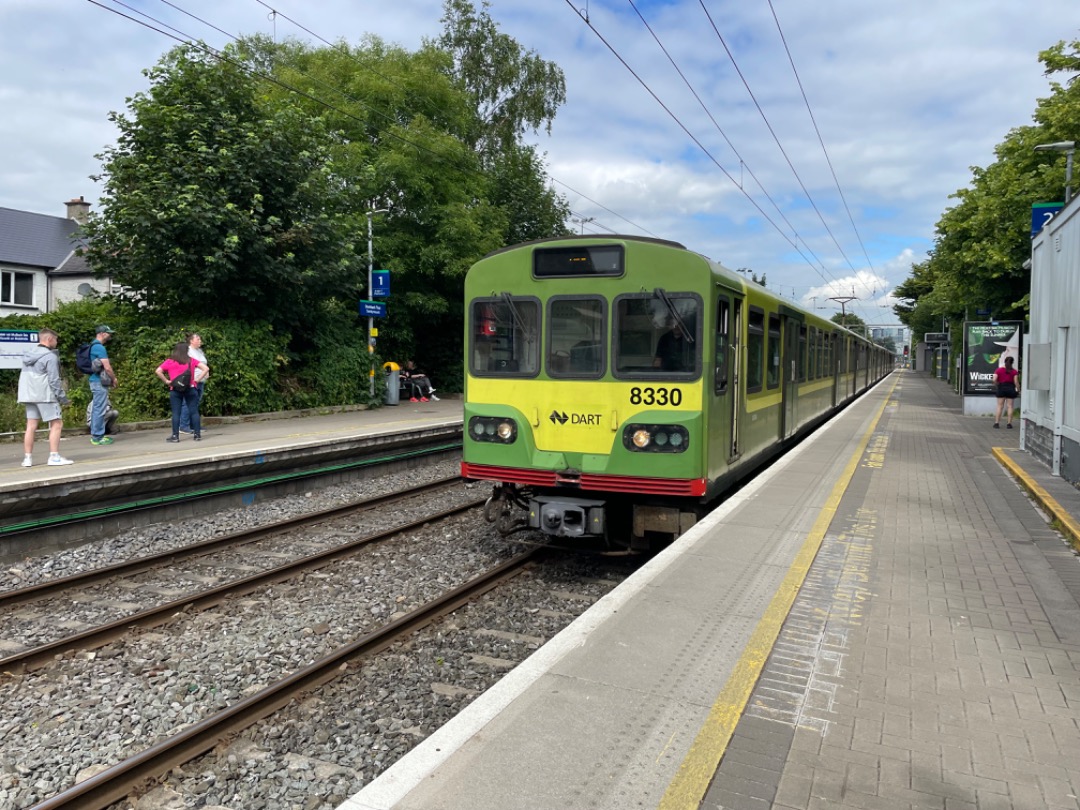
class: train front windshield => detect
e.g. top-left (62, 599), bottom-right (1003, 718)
top-left (470, 293), bottom-right (701, 379)
top-left (470, 297), bottom-right (541, 375)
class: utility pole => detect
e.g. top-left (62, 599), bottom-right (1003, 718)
top-left (829, 295), bottom-right (857, 329)
top-left (571, 216), bottom-right (594, 234)
top-left (367, 207), bottom-right (389, 396)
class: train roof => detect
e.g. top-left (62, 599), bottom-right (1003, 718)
top-left (471, 235), bottom-right (871, 342)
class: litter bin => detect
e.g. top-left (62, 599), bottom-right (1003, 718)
top-left (383, 361), bottom-right (401, 405)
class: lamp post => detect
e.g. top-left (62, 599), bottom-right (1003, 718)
top-left (1034, 141), bottom-right (1076, 203)
top-left (571, 216), bottom-right (594, 234)
top-left (367, 208), bottom-right (389, 396)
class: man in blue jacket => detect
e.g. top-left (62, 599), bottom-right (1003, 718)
top-left (89, 325), bottom-right (118, 446)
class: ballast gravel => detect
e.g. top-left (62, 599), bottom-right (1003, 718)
top-left (0, 460), bottom-right (634, 810)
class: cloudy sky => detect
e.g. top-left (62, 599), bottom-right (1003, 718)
top-left (2, 0), bottom-right (1077, 325)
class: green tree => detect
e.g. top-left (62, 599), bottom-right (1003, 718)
top-left (435, 0), bottom-right (567, 161)
top-left (81, 44), bottom-right (359, 337)
top-left (893, 37), bottom-right (1080, 332)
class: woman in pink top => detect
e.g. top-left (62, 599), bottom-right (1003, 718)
top-left (993, 356), bottom-right (1019, 429)
top-left (155, 342), bottom-right (209, 442)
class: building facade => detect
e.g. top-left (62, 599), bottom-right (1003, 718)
top-left (1026, 197), bottom-right (1080, 485)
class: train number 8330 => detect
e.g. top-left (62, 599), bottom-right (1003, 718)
top-left (629, 387), bottom-right (683, 407)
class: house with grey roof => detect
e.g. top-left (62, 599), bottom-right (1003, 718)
top-left (0, 197), bottom-right (114, 315)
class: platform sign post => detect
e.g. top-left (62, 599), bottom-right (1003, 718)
top-left (358, 300), bottom-right (387, 318)
top-left (0, 330), bottom-right (37, 370)
top-left (366, 208), bottom-right (389, 396)
top-left (372, 270), bottom-right (390, 298)
top-left (1031, 202), bottom-right (1064, 237)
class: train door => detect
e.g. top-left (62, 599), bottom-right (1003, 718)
top-left (831, 332), bottom-right (839, 407)
top-left (781, 313), bottom-right (801, 439)
top-left (728, 296), bottom-right (743, 460)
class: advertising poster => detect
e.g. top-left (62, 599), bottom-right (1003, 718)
top-left (963, 321), bottom-right (1023, 396)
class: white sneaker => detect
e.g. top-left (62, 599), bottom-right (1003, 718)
top-left (47, 455), bottom-right (74, 466)
top-left (21, 456), bottom-right (32, 468)
top-left (429, 394), bottom-right (440, 401)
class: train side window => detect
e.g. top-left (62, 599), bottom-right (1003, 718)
top-left (766, 313), bottom-right (781, 389)
top-left (808, 327), bottom-right (817, 380)
top-left (469, 296), bottom-right (541, 377)
top-left (714, 296), bottom-right (730, 395)
top-left (547, 296), bottom-right (606, 378)
top-left (798, 325), bottom-right (807, 381)
top-left (746, 307), bottom-right (765, 392)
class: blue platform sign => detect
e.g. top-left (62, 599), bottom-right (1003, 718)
top-left (1032, 202), bottom-right (1064, 237)
top-left (359, 299), bottom-right (386, 318)
top-left (372, 270), bottom-right (390, 298)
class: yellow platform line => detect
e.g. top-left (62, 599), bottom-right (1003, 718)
top-left (659, 376), bottom-right (897, 809)
top-left (992, 447), bottom-right (1080, 548)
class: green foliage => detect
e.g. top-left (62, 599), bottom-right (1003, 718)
top-left (435, 0), bottom-right (567, 160)
top-left (81, 43), bottom-right (360, 339)
top-left (76, 2), bottom-right (571, 395)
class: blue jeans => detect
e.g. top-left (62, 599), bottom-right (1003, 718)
top-left (170, 389), bottom-right (201, 436)
top-left (90, 380), bottom-right (108, 439)
top-left (179, 382), bottom-right (204, 431)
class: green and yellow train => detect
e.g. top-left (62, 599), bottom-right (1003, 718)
top-left (461, 235), bottom-right (892, 550)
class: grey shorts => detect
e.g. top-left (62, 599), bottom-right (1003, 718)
top-left (25, 402), bottom-right (63, 423)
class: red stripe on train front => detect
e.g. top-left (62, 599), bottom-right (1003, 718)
top-left (460, 463), bottom-right (706, 497)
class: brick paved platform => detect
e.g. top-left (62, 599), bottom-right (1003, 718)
top-left (343, 372), bottom-right (1080, 810)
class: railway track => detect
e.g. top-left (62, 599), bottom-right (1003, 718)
top-left (24, 549), bottom-right (543, 810)
top-left (0, 477), bottom-right (481, 673)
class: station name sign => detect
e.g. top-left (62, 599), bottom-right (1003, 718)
top-left (923, 332), bottom-right (948, 344)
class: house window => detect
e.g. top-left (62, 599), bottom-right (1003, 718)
top-left (1, 270), bottom-right (34, 307)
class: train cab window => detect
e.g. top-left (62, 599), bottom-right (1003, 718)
top-left (746, 307), bottom-right (765, 392)
top-left (547, 296), bottom-right (606, 378)
top-left (766, 313), bottom-right (781, 389)
top-left (714, 296), bottom-right (730, 395)
top-left (613, 293), bottom-right (701, 378)
top-left (469, 296), bottom-right (541, 377)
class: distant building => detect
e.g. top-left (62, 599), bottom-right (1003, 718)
top-left (1026, 196), bottom-right (1080, 485)
top-left (0, 197), bottom-right (114, 315)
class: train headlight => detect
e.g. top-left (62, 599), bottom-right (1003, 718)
top-left (623, 424), bottom-right (689, 453)
top-left (468, 416), bottom-right (518, 444)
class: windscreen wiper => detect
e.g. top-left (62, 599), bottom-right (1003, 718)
top-left (654, 288), bottom-right (694, 343)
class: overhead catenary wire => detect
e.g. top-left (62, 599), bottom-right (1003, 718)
top-left (563, 0), bottom-right (836, 290)
top-left (694, 1), bottom-right (863, 282)
top-left (626, 0), bottom-right (833, 279)
top-left (765, 0), bottom-right (877, 278)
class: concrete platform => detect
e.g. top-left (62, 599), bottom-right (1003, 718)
top-left (341, 371), bottom-right (1080, 810)
top-left (0, 399), bottom-right (462, 556)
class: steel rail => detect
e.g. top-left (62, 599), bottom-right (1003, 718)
top-left (0, 496), bottom-right (486, 673)
top-left (25, 548), bottom-right (541, 810)
top-left (0, 476), bottom-right (463, 609)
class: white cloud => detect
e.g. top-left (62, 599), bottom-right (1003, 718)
top-left (2, 0), bottom-right (1074, 327)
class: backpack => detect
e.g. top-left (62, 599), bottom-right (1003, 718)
top-left (75, 343), bottom-right (96, 375)
top-left (170, 366), bottom-right (193, 393)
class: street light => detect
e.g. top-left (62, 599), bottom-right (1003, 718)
top-left (1034, 140), bottom-right (1076, 203)
top-left (367, 207), bottom-right (389, 396)
top-left (571, 216), bottom-right (594, 234)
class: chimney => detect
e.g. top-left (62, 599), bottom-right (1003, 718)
top-left (65, 196), bottom-right (91, 225)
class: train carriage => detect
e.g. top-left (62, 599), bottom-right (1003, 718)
top-left (462, 235), bottom-right (890, 550)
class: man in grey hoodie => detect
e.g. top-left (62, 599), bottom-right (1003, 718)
top-left (18, 328), bottom-right (74, 467)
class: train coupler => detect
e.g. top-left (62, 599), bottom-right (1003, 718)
top-left (528, 495), bottom-right (605, 538)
